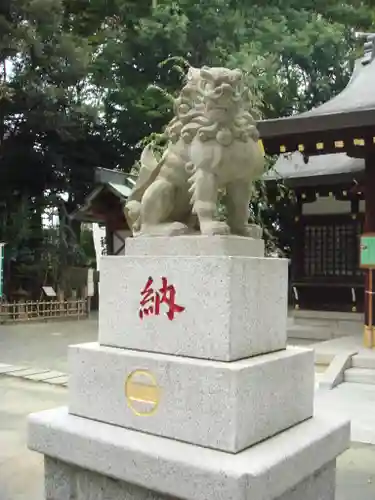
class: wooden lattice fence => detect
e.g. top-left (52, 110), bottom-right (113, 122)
top-left (0, 299), bottom-right (88, 323)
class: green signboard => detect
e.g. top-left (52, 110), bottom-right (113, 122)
top-left (360, 234), bottom-right (375, 268)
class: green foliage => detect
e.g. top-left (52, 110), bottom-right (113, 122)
top-left (1, 0), bottom-right (375, 287)
top-left (80, 226), bottom-right (97, 267)
top-left (86, 0), bottom-right (374, 150)
top-left (0, 0), bottom-right (107, 293)
top-left (79, 0), bottom-right (375, 255)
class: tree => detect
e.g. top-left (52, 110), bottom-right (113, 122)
top-left (86, 0), bottom-right (375, 156)
top-left (0, 0), bottom-right (109, 295)
top-left (1, 0), bottom-right (375, 286)
top-left (82, 0), bottom-right (374, 253)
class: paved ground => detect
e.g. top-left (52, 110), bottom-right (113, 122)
top-left (0, 316), bottom-right (316, 374)
top-left (2, 317), bottom-right (375, 498)
top-left (0, 376), bottom-right (67, 500)
top-left (0, 376), bottom-right (375, 500)
top-left (0, 314), bottom-right (97, 372)
top-left (316, 382), bottom-right (375, 444)
top-left (1, 318), bottom-right (375, 442)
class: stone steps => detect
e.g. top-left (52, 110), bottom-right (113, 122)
top-left (344, 367), bottom-right (375, 385)
top-left (342, 354), bottom-right (375, 385)
top-left (287, 324), bottom-right (334, 341)
top-left (288, 310), bottom-right (362, 341)
top-left (352, 354), bottom-right (375, 369)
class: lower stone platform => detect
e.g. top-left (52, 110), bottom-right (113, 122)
top-left (44, 456), bottom-right (335, 500)
top-left (28, 407), bottom-right (350, 500)
top-left (68, 343), bottom-right (314, 453)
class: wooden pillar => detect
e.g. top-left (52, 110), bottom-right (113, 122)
top-left (364, 154), bottom-right (375, 347)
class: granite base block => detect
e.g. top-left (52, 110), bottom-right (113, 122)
top-left (68, 343), bottom-right (314, 453)
top-left (28, 407), bottom-right (350, 500)
top-left (44, 457), bottom-right (173, 500)
top-left (44, 456), bottom-right (335, 500)
top-left (98, 254), bottom-right (288, 361)
top-left (278, 461), bottom-right (335, 500)
top-left (125, 235), bottom-right (265, 257)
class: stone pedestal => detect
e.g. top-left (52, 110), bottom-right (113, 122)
top-left (27, 236), bottom-right (350, 499)
top-left (68, 343), bottom-right (314, 452)
top-left (98, 252), bottom-right (287, 361)
top-left (43, 457), bottom-right (336, 500)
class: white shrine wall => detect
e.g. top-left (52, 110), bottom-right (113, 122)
top-left (302, 196), bottom-right (351, 215)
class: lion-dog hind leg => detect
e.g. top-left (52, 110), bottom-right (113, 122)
top-left (139, 179), bottom-right (189, 236)
top-left (191, 169), bottom-right (230, 236)
top-left (225, 180), bottom-right (263, 239)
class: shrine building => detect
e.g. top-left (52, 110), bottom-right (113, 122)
top-left (265, 151), bottom-right (365, 314)
top-left (259, 34), bottom-right (375, 344)
top-left (72, 167), bottom-right (133, 255)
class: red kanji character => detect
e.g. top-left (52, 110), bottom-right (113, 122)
top-left (159, 277), bottom-right (185, 321)
top-left (139, 277), bottom-right (161, 320)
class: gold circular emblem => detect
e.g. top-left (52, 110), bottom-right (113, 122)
top-left (125, 370), bottom-right (160, 416)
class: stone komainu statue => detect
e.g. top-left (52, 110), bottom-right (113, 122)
top-left (124, 66), bottom-right (265, 238)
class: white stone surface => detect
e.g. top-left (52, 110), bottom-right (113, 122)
top-left (344, 367), bottom-right (375, 385)
top-left (5, 367), bottom-right (50, 377)
top-left (278, 462), bottom-right (335, 500)
top-left (28, 406), bottom-right (350, 500)
top-left (352, 353), bottom-right (375, 369)
top-left (319, 351), bottom-right (356, 390)
top-left (125, 235), bottom-right (265, 257)
top-left (44, 456), bottom-right (336, 500)
top-left (44, 457), bottom-right (170, 500)
top-left (68, 343), bottom-right (314, 453)
top-left (0, 365), bottom-right (26, 374)
top-left (99, 254), bottom-right (288, 361)
top-left (315, 382), bottom-right (375, 445)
